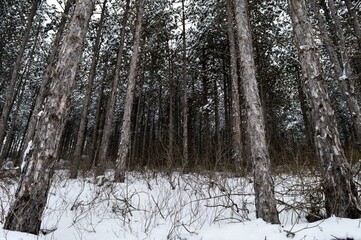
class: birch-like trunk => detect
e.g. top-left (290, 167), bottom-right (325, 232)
top-left (114, 0), bottom-right (145, 182)
top-left (234, 0), bottom-right (279, 223)
top-left (289, 0), bottom-right (361, 218)
top-left (3, 0), bottom-right (95, 234)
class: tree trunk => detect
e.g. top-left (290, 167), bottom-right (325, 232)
top-left (1, 78), bottom-right (26, 162)
top-left (4, 0), bottom-right (95, 234)
top-left (311, 0), bottom-right (361, 146)
top-left (71, 0), bottom-right (107, 178)
top-left (167, 50), bottom-right (174, 169)
top-left (289, 0), bottom-right (361, 218)
top-left (1, 25), bottom-right (40, 162)
top-left (181, 0), bottom-right (189, 173)
top-left (0, 0), bottom-right (40, 155)
top-left (90, 56), bottom-right (109, 169)
top-left (22, 0), bottom-right (75, 159)
top-left (327, 0), bottom-right (361, 145)
top-left (98, 0), bottom-right (130, 163)
top-left (234, 0), bottom-right (279, 224)
top-left (141, 104), bottom-right (151, 165)
top-left (214, 76), bottom-right (222, 168)
top-left (226, 0), bottom-right (243, 171)
top-left (201, 49), bottom-right (210, 166)
top-left (114, 0), bottom-right (145, 182)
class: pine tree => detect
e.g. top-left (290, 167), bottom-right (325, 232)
top-left (114, 0), bottom-right (146, 182)
top-left (3, 0), bottom-right (95, 234)
top-left (288, 0), bottom-right (361, 218)
top-left (234, 0), bottom-right (279, 223)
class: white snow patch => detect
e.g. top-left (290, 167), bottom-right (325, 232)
top-left (339, 67), bottom-right (348, 81)
top-left (299, 45), bottom-right (309, 51)
top-left (21, 140), bottom-right (33, 172)
top-left (0, 172), bottom-right (360, 240)
top-left (38, 110), bottom-right (45, 117)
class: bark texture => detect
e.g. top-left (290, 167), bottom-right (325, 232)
top-left (311, 0), bottom-right (361, 145)
top-left (4, 0), bottom-right (95, 234)
top-left (22, 0), bottom-right (74, 158)
top-left (289, 0), bottom-right (361, 218)
top-left (114, 0), bottom-right (145, 182)
top-left (234, 0), bottom-right (279, 224)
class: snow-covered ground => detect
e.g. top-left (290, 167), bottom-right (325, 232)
top-left (1, 170), bottom-right (360, 240)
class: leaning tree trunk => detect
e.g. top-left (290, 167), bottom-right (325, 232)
top-left (234, 0), bottom-right (279, 224)
top-left (3, 0), bottom-right (95, 234)
top-left (311, 0), bottom-right (361, 145)
top-left (0, 0), bottom-right (40, 156)
top-left (1, 24), bottom-right (40, 162)
top-left (327, 0), bottom-right (361, 145)
top-left (289, 0), bottom-right (361, 218)
top-left (22, 0), bottom-right (74, 158)
top-left (226, 0), bottom-right (243, 171)
top-left (114, 0), bottom-right (145, 182)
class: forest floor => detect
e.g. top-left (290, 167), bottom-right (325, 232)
top-left (1, 169), bottom-right (361, 240)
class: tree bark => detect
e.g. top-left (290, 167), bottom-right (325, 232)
top-left (21, 0), bottom-right (75, 159)
top-left (311, 0), bottom-right (361, 145)
top-left (4, 0), bottom-right (95, 234)
top-left (114, 0), bottom-right (145, 182)
top-left (226, 0), bottom-right (243, 171)
top-left (71, 0), bottom-right (107, 178)
top-left (98, 0), bottom-right (130, 163)
top-left (234, 0), bottom-right (279, 224)
top-left (0, 0), bottom-right (40, 156)
top-left (289, 0), bottom-right (361, 218)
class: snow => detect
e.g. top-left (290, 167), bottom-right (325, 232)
top-left (339, 66), bottom-right (348, 81)
top-left (21, 140), bottom-right (33, 172)
top-left (38, 110), bottom-right (45, 117)
top-left (299, 45), bottom-right (309, 51)
top-left (1, 171), bottom-right (361, 240)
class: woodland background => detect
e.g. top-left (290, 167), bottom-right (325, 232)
top-left (0, 0), bottom-right (361, 236)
